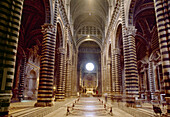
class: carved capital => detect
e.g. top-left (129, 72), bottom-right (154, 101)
top-left (107, 60), bottom-right (111, 65)
top-left (124, 26), bottom-right (137, 36)
top-left (57, 48), bottom-right (65, 54)
top-left (42, 23), bottom-right (55, 34)
top-left (113, 48), bottom-right (120, 55)
top-left (66, 59), bottom-right (71, 65)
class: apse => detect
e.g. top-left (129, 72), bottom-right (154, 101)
top-left (77, 41), bottom-right (102, 95)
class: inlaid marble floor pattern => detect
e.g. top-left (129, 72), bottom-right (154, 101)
top-left (66, 97), bottom-right (112, 116)
top-left (45, 97), bottom-right (133, 117)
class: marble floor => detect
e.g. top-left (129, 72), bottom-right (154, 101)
top-left (8, 97), bottom-right (167, 117)
top-left (45, 97), bottom-right (133, 117)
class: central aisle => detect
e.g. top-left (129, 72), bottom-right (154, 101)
top-left (45, 97), bottom-right (133, 117)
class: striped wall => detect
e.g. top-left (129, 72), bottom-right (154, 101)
top-left (153, 0), bottom-right (170, 114)
top-left (0, 0), bottom-right (24, 115)
top-left (35, 24), bottom-right (56, 107)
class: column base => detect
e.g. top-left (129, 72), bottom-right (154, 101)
top-left (111, 95), bottom-right (122, 102)
top-left (55, 99), bottom-right (65, 101)
top-left (165, 97), bottom-right (170, 116)
top-left (125, 96), bottom-right (142, 108)
top-left (34, 102), bottom-right (53, 107)
top-left (55, 93), bottom-right (65, 101)
top-left (0, 111), bottom-right (9, 116)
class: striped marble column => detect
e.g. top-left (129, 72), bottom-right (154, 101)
top-left (35, 24), bottom-right (56, 107)
top-left (148, 61), bottom-right (156, 100)
top-left (153, 0), bottom-right (170, 114)
top-left (103, 66), bottom-right (107, 93)
top-left (107, 60), bottom-right (111, 93)
top-left (65, 59), bottom-right (71, 97)
top-left (18, 56), bottom-right (26, 101)
top-left (0, 0), bottom-right (24, 115)
top-left (101, 52), bottom-right (105, 93)
top-left (111, 50), bottom-right (116, 93)
top-left (120, 0), bottom-right (132, 98)
top-left (124, 26), bottom-right (139, 97)
top-left (62, 52), bottom-right (66, 97)
top-left (121, 0), bottom-right (139, 99)
top-left (12, 58), bottom-right (22, 100)
top-left (55, 48), bottom-right (66, 101)
top-left (113, 48), bottom-right (121, 94)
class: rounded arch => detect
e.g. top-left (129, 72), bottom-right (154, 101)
top-left (30, 70), bottom-right (36, 78)
top-left (77, 38), bottom-right (102, 50)
top-left (66, 43), bottom-right (70, 59)
top-left (149, 48), bottom-right (160, 61)
top-left (108, 44), bottom-right (111, 60)
top-left (115, 24), bottom-right (123, 48)
top-left (112, 19), bottom-right (122, 48)
top-left (56, 22), bottom-right (64, 47)
top-left (43, 0), bottom-right (52, 23)
top-left (57, 18), bottom-right (65, 46)
top-left (127, 0), bottom-right (154, 26)
top-left (17, 46), bottom-right (26, 58)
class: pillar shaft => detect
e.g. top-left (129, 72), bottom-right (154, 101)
top-left (55, 48), bottom-right (65, 100)
top-left (66, 60), bottom-right (71, 97)
top-left (112, 51), bottom-right (116, 93)
top-left (124, 27), bottom-right (139, 97)
top-left (154, 0), bottom-right (170, 114)
top-left (35, 24), bottom-right (56, 107)
top-left (106, 60), bottom-right (111, 93)
top-left (0, 0), bottom-right (24, 115)
top-left (103, 67), bottom-right (107, 92)
top-left (113, 48), bottom-right (121, 94)
top-left (121, 0), bottom-right (139, 97)
top-left (18, 56), bottom-right (26, 100)
top-left (148, 61), bottom-right (156, 99)
top-left (12, 58), bottom-right (22, 100)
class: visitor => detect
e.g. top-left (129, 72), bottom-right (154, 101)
top-left (104, 93), bottom-right (108, 103)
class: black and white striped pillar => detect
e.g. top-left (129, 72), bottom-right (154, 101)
top-left (154, 0), bottom-right (170, 114)
top-left (55, 48), bottom-right (66, 101)
top-left (124, 26), bottom-right (139, 98)
top-left (0, 0), bottom-right (24, 115)
top-left (107, 60), bottom-right (111, 93)
top-left (35, 24), bottom-right (56, 107)
top-left (18, 56), bottom-right (26, 101)
top-left (148, 61), bottom-right (156, 100)
top-left (66, 59), bottom-right (71, 97)
top-left (113, 48), bottom-right (121, 94)
top-left (112, 50), bottom-right (116, 93)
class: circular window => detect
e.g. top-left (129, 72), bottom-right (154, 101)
top-left (86, 63), bottom-right (94, 71)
